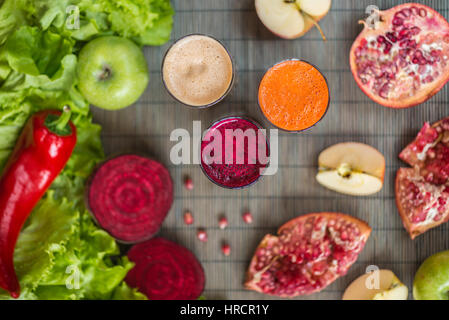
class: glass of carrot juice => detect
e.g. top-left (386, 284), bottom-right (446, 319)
top-left (258, 59), bottom-right (330, 132)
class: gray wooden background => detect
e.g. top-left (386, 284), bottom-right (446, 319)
top-left (92, 0), bottom-right (449, 300)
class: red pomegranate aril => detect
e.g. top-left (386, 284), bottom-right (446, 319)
top-left (377, 35), bottom-right (386, 43)
top-left (424, 75), bottom-right (434, 83)
top-left (184, 211), bottom-right (194, 225)
top-left (402, 8), bottom-right (411, 17)
top-left (398, 29), bottom-right (410, 40)
top-left (386, 32), bottom-right (397, 43)
top-left (221, 243), bottom-right (231, 256)
top-left (408, 39), bottom-right (417, 48)
top-left (393, 17), bottom-right (403, 26)
top-left (419, 8), bottom-right (427, 17)
top-left (360, 38), bottom-right (368, 47)
top-left (431, 50), bottom-right (440, 57)
top-left (184, 177), bottom-right (194, 190)
top-left (410, 26), bottom-right (421, 35)
top-left (243, 212), bottom-right (253, 224)
top-left (219, 216), bottom-right (228, 229)
top-left (197, 229), bottom-right (208, 242)
top-left (419, 58), bottom-right (428, 65)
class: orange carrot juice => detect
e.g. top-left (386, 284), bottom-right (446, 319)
top-left (258, 60), bottom-right (330, 132)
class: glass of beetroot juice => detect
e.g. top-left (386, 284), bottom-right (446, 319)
top-left (200, 116), bottom-right (270, 189)
top-left (258, 59), bottom-right (330, 133)
top-left (162, 34), bottom-right (235, 109)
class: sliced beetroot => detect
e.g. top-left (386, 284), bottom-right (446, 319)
top-left (125, 238), bottom-right (205, 300)
top-left (86, 155), bottom-right (173, 243)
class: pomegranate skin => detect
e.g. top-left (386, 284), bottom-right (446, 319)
top-left (350, 3), bottom-right (449, 108)
top-left (245, 212), bottom-right (371, 298)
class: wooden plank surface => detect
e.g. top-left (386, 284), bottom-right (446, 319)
top-left (92, 0), bottom-right (449, 299)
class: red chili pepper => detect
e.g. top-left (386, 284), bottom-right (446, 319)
top-left (0, 106), bottom-right (76, 298)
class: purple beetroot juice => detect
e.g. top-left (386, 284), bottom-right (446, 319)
top-left (200, 117), bottom-right (269, 189)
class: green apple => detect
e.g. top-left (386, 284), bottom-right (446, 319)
top-left (77, 36), bottom-right (149, 110)
top-left (413, 250), bottom-right (449, 300)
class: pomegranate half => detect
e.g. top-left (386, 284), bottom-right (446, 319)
top-left (350, 3), bottom-right (449, 108)
top-left (395, 116), bottom-right (449, 239)
top-left (245, 212), bottom-right (371, 297)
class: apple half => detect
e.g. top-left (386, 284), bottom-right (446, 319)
top-left (343, 269), bottom-right (408, 300)
top-left (316, 142), bottom-right (385, 196)
top-left (255, 0), bottom-right (331, 40)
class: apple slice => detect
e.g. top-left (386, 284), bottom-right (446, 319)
top-left (255, 0), bottom-right (331, 40)
top-left (343, 269), bottom-right (408, 300)
top-left (316, 142), bottom-right (385, 196)
top-left (316, 170), bottom-right (383, 196)
top-left (298, 0), bottom-right (332, 18)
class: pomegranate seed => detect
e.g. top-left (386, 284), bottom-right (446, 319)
top-left (197, 229), bottom-right (208, 242)
top-left (399, 49), bottom-right (408, 57)
top-left (412, 57), bottom-right (419, 64)
top-left (242, 212), bottom-right (253, 224)
top-left (184, 211), bottom-right (194, 225)
top-left (406, 40), bottom-right (417, 48)
top-left (399, 28), bottom-right (410, 37)
top-left (431, 50), bottom-right (440, 57)
top-left (393, 17), bottom-right (403, 26)
top-left (377, 35), bottom-right (386, 43)
top-left (418, 58), bottom-right (427, 65)
top-left (424, 75), bottom-right (434, 83)
top-left (360, 38), bottom-right (368, 47)
top-left (221, 243), bottom-right (231, 256)
top-left (379, 83), bottom-right (389, 98)
top-left (395, 12), bottom-right (406, 20)
top-left (410, 26), bottom-right (421, 35)
top-left (184, 177), bottom-right (193, 190)
top-left (401, 8), bottom-right (411, 17)
top-left (386, 32), bottom-right (397, 43)
top-left (419, 9), bottom-right (427, 17)
top-left (219, 216), bottom-right (228, 229)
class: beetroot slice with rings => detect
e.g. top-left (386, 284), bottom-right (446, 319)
top-left (125, 238), bottom-right (205, 300)
top-left (86, 155), bottom-right (173, 243)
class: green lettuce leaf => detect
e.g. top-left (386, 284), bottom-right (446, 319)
top-left (9, 0), bottom-right (174, 45)
top-left (0, 0), bottom-right (167, 300)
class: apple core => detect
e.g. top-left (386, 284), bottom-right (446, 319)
top-left (162, 34), bottom-right (234, 107)
top-left (258, 59), bottom-right (330, 132)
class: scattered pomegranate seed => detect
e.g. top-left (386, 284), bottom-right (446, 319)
top-left (184, 177), bottom-right (194, 190)
top-left (183, 211), bottom-right (194, 225)
top-left (219, 217), bottom-right (228, 230)
top-left (197, 229), bottom-right (208, 242)
top-left (221, 243), bottom-right (231, 256)
top-left (242, 212), bottom-right (253, 224)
